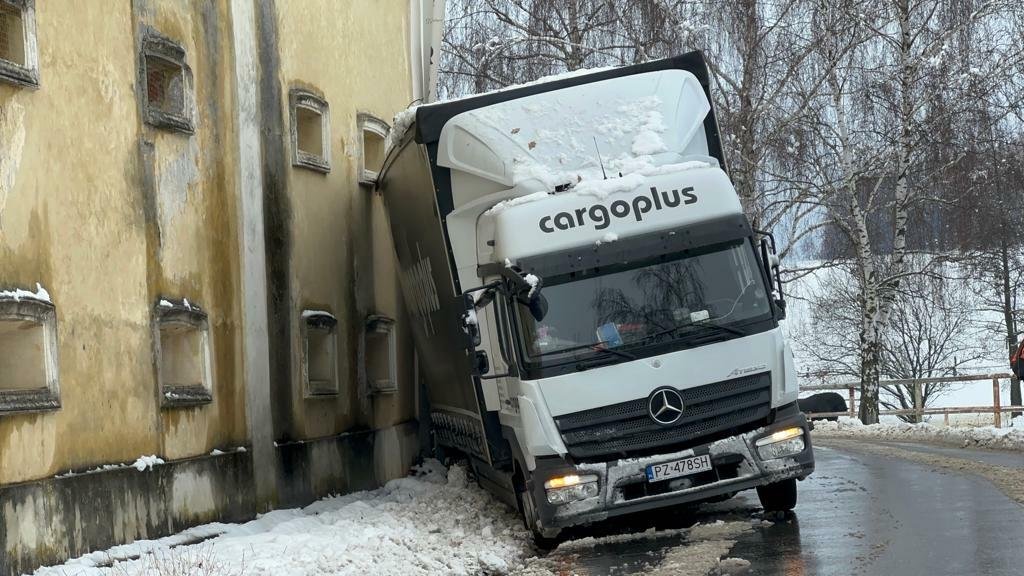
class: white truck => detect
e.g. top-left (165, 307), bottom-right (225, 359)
top-left (379, 51), bottom-right (814, 541)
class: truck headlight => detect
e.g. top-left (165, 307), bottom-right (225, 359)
top-left (755, 427), bottom-right (805, 460)
top-left (544, 474), bottom-right (599, 505)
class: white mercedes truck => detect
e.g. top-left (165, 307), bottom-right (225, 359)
top-left (379, 51), bottom-right (814, 541)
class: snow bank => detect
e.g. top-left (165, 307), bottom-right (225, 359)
top-left (812, 418), bottom-right (1024, 451)
top-left (35, 461), bottom-right (533, 576)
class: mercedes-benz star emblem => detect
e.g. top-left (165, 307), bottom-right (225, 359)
top-left (648, 387), bottom-right (685, 425)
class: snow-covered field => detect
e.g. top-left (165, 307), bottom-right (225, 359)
top-left (37, 461), bottom-right (533, 576)
top-left (812, 417), bottom-right (1024, 451)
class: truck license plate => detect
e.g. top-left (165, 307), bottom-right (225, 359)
top-left (646, 454), bottom-right (712, 482)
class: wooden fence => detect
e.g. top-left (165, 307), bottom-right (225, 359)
top-left (800, 373), bottom-right (1024, 428)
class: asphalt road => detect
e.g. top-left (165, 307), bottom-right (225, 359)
top-left (521, 441), bottom-right (1024, 576)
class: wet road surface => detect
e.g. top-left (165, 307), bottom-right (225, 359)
top-left (523, 443), bottom-right (1024, 575)
top-left (875, 441), bottom-right (1024, 469)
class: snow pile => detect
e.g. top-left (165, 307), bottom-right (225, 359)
top-left (486, 191), bottom-right (551, 215)
top-left (385, 106), bottom-right (419, 154)
top-left (0, 282), bottom-right (51, 303)
top-left (524, 274), bottom-right (540, 297)
top-left (36, 461), bottom-right (533, 576)
top-left (386, 65), bottom-right (617, 157)
top-left (812, 418), bottom-right (1024, 451)
top-left (132, 455), bottom-right (165, 472)
top-left (572, 173), bottom-right (646, 200)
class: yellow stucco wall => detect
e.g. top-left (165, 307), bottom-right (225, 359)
top-left (0, 0), bottom-right (251, 484)
top-left (0, 0), bottom-right (417, 487)
top-left (272, 0), bottom-right (416, 440)
top-left (0, 4), bottom-right (158, 485)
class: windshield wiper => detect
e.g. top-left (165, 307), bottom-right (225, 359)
top-left (635, 321), bottom-right (748, 346)
top-left (535, 340), bottom-right (637, 360)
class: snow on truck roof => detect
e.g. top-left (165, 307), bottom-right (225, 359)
top-left (414, 51), bottom-right (715, 146)
top-left (385, 51), bottom-right (726, 176)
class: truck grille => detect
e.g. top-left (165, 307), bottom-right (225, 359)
top-left (554, 372), bottom-right (772, 460)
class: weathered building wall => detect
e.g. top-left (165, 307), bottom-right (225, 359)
top-left (0, 3), bottom-right (162, 486)
top-left (0, 1), bottom-right (421, 573)
top-left (258, 0), bottom-right (418, 483)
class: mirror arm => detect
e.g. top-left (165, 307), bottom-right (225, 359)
top-left (480, 372), bottom-right (512, 380)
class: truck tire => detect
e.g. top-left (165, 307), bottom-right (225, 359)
top-left (517, 488), bottom-right (561, 548)
top-left (756, 478), bottom-right (797, 512)
top-left (513, 468), bottom-right (561, 547)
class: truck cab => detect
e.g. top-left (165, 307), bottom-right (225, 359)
top-left (379, 52), bottom-right (814, 540)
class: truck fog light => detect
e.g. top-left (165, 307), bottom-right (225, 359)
top-left (544, 474), bottom-right (598, 505)
top-left (755, 429), bottom-right (805, 460)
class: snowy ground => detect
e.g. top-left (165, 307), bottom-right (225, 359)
top-left (35, 459), bottom-right (769, 576)
top-left (812, 416), bottom-right (1024, 451)
top-left (36, 461), bottom-right (533, 576)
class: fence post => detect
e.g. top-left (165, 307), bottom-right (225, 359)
top-left (848, 386), bottom-right (855, 419)
top-left (913, 381), bottom-right (923, 423)
top-left (993, 377), bottom-right (1002, 429)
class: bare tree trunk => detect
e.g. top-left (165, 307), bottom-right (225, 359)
top-left (731, 0), bottom-right (761, 226)
top-left (1001, 237), bottom-right (1022, 418)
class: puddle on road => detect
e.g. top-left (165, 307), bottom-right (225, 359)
top-left (512, 504), bottom-right (762, 576)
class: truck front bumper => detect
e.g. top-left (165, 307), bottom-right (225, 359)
top-left (529, 405), bottom-right (815, 529)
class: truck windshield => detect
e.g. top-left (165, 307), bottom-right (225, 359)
top-left (517, 240), bottom-right (772, 362)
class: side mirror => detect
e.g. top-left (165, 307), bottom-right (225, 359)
top-left (472, 350), bottom-right (490, 377)
top-left (457, 293), bottom-right (481, 350)
top-left (774, 298), bottom-right (787, 320)
top-left (758, 233), bottom-right (787, 319)
top-left (527, 293), bottom-right (548, 321)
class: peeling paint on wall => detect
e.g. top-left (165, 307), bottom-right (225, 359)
top-left (0, 101), bottom-right (26, 232)
top-left (155, 137), bottom-right (200, 236)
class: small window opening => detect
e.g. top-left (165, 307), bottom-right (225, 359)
top-left (303, 311), bottom-right (338, 396)
top-left (141, 32), bottom-right (193, 133)
top-left (365, 315), bottom-right (397, 394)
top-left (296, 106), bottom-right (324, 158)
top-left (160, 323), bottom-right (204, 388)
top-left (156, 300), bottom-right (212, 407)
top-left (290, 89), bottom-right (331, 173)
top-left (0, 0), bottom-right (37, 89)
top-left (0, 289), bottom-right (60, 414)
top-left (0, 3), bottom-right (26, 67)
top-left (145, 55), bottom-right (185, 117)
top-left (0, 317), bottom-right (45, 391)
top-left (357, 114), bottom-right (390, 186)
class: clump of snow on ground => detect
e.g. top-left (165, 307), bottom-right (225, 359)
top-left (812, 417), bottom-right (1024, 451)
top-left (36, 460), bottom-right (533, 576)
top-left (715, 557), bottom-right (751, 575)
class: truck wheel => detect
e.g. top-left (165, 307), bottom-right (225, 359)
top-left (514, 478), bottom-right (561, 548)
top-left (756, 478), bottom-right (797, 512)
